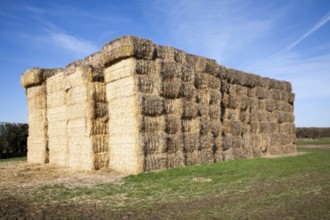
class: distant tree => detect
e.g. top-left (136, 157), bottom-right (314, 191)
top-left (0, 122), bottom-right (28, 158)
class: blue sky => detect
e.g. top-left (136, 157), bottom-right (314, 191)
top-left (0, 0), bottom-right (329, 127)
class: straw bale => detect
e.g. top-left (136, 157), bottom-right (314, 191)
top-left (196, 89), bottom-right (210, 105)
top-left (227, 95), bottom-right (238, 109)
top-left (256, 87), bottom-right (267, 99)
top-left (288, 93), bottom-right (295, 104)
top-left (221, 80), bottom-right (230, 93)
top-left (104, 58), bottom-right (136, 83)
top-left (167, 151), bottom-right (185, 168)
top-left (231, 121), bottom-right (243, 136)
top-left (137, 75), bottom-right (154, 94)
top-left (198, 148), bottom-right (214, 164)
top-left (27, 139), bottom-right (48, 164)
top-left (209, 104), bottom-right (221, 119)
top-left (141, 115), bottom-right (165, 133)
top-left (269, 122), bottom-right (278, 133)
top-left (156, 45), bottom-right (177, 62)
top-left (142, 132), bottom-right (166, 154)
top-left (200, 117), bottom-right (210, 135)
top-left (160, 61), bottom-right (182, 79)
top-left (92, 135), bottom-right (109, 153)
top-left (279, 91), bottom-right (289, 102)
top-left (279, 122), bottom-right (295, 134)
top-left (222, 148), bottom-right (234, 161)
top-left (165, 115), bottom-right (181, 134)
top-left (66, 104), bottom-right (89, 120)
top-left (182, 119), bottom-right (200, 133)
top-left (266, 99), bottom-right (276, 112)
top-left (161, 78), bottom-right (181, 98)
top-left (92, 118), bottom-right (109, 135)
top-left (239, 96), bottom-right (250, 111)
top-left (261, 77), bottom-right (271, 89)
top-left (232, 147), bottom-right (246, 159)
top-left (181, 67), bottom-right (195, 82)
top-left (199, 133), bottom-right (213, 150)
top-left (237, 85), bottom-right (248, 96)
top-left (186, 151), bottom-right (199, 165)
top-left (250, 122), bottom-right (259, 133)
top-left (222, 135), bottom-right (232, 150)
top-left (250, 134), bottom-right (261, 147)
top-left (183, 133), bottom-right (200, 152)
top-left (223, 119), bottom-right (232, 134)
top-left (180, 82), bottom-right (196, 100)
top-left (136, 59), bottom-right (156, 75)
top-left (209, 90), bottom-right (221, 105)
top-left (21, 68), bottom-right (62, 88)
top-left (164, 99), bottom-right (183, 115)
top-left (173, 49), bottom-right (187, 64)
top-left (166, 133), bottom-right (183, 153)
top-left (47, 120), bottom-right (67, 136)
top-left (194, 72), bottom-right (209, 89)
top-left (208, 75), bottom-right (221, 90)
top-left (259, 122), bottom-right (270, 134)
top-left (271, 89), bottom-right (281, 100)
top-left (247, 87), bottom-right (257, 97)
top-left (257, 99), bottom-right (266, 110)
top-left (182, 100), bottom-right (198, 119)
top-left (140, 95), bottom-right (164, 116)
top-left (47, 106), bottom-right (67, 122)
top-left (26, 85), bottom-right (46, 99)
top-left (94, 102), bottom-right (108, 118)
top-left (102, 36), bottom-right (155, 67)
top-left (94, 152), bottom-right (109, 170)
top-left (213, 135), bottom-right (222, 162)
top-left (210, 120), bottom-right (221, 137)
top-left (276, 111), bottom-right (294, 123)
top-left (27, 94), bottom-right (47, 110)
top-left (239, 111), bottom-right (249, 123)
top-left (144, 153), bottom-right (167, 171)
top-left (92, 83), bottom-right (106, 102)
top-left (225, 108), bottom-right (239, 121)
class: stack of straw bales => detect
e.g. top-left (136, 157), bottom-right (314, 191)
top-left (21, 35), bottom-right (296, 174)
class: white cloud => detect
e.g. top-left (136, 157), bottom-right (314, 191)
top-left (48, 31), bottom-right (98, 57)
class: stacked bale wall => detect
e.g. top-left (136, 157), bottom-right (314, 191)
top-left (22, 35), bottom-right (296, 174)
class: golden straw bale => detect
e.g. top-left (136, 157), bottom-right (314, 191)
top-left (161, 78), bottom-right (181, 98)
top-left (196, 89), bottom-right (210, 105)
top-left (182, 119), bottom-right (200, 133)
top-left (256, 86), bottom-right (267, 99)
top-left (160, 61), bottom-right (182, 78)
top-left (104, 58), bottom-right (136, 83)
top-left (164, 99), bottom-right (183, 115)
top-left (94, 152), bottom-right (109, 170)
top-left (156, 45), bottom-right (177, 62)
top-left (198, 148), bottom-right (214, 164)
top-left (181, 67), bottom-right (195, 82)
top-left (209, 90), bottom-right (221, 105)
top-left (200, 117), bottom-right (210, 135)
top-left (183, 133), bottom-right (200, 152)
top-left (208, 75), bottom-right (221, 90)
top-left (167, 151), bottom-right (185, 168)
top-left (209, 104), bottom-right (221, 119)
top-left (102, 36), bottom-right (155, 67)
top-left (140, 95), bottom-right (164, 116)
top-left (92, 118), bottom-right (109, 135)
top-left (194, 72), bottom-right (209, 89)
top-left (137, 74), bottom-right (154, 94)
top-left (165, 115), bottom-right (181, 134)
top-left (199, 132), bottom-right (213, 150)
top-left (142, 131), bottom-right (166, 154)
top-left (185, 150), bottom-right (199, 165)
top-left (210, 120), bottom-right (221, 137)
top-left (213, 135), bottom-right (223, 162)
top-left (92, 135), bottom-right (109, 153)
top-left (166, 133), bottom-right (183, 153)
top-left (182, 100), bottom-right (198, 119)
top-left (140, 115), bottom-right (165, 133)
top-left (144, 153), bottom-right (167, 171)
top-left (180, 82), bottom-right (196, 100)
top-left (135, 59), bottom-right (156, 75)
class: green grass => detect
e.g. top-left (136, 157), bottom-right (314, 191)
top-left (0, 156), bottom-right (26, 163)
top-left (27, 150), bottom-right (330, 219)
top-left (296, 137), bottom-right (330, 145)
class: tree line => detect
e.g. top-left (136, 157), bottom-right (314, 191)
top-left (0, 122), bottom-right (28, 158)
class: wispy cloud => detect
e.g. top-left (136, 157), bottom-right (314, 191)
top-left (285, 12), bottom-right (330, 51)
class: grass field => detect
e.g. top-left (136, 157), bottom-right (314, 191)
top-left (296, 137), bottom-right (330, 145)
top-left (1, 144), bottom-right (329, 219)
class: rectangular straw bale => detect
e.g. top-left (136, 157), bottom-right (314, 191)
top-left (239, 111), bottom-right (249, 123)
top-left (182, 100), bottom-right (198, 119)
top-left (156, 46), bottom-right (177, 62)
top-left (160, 61), bottom-right (182, 78)
top-left (165, 115), bottom-right (181, 134)
top-left (167, 151), bottom-right (185, 168)
top-left (213, 135), bottom-right (222, 162)
top-left (94, 152), bottom-right (109, 170)
top-left (279, 122), bottom-right (295, 134)
top-left (209, 90), bottom-right (221, 105)
top-left (181, 67), bottom-right (195, 82)
top-left (102, 36), bottom-right (155, 67)
top-left (27, 94), bottom-right (47, 110)
top-left (228, 84), bottom-right (238, 95)
top-left (198, 103), bottom-right (210, 117)
top-left (227, 95), bottom-right (239, 109)
top-left (182, 118), bottom-right (200, 133)
top-left (47, 106), bottom-right (67, 122)
top-left (194, 72), bottom-right (209, 89)
top-left (94, 102), bottom-right (108, 118)
top-left (200, 117), bottom-right (210, 135)
top-left (104, 58), bottom-right (136, 83)
top-left (166, 133), bottom-right (183, 153)
top-left (180, 82), bottom-right (196, 100)
top-left (137, 75), bottom-right (154, 94)
top-left (271, 89), bottom-right (281, 100)
top-left (140, 95), bottom-right (164, 116)
top-left (183, 133), bottom-right (200, 152)
top-left (48, 120), bottom-right (67, 136)
top-left (164, 98), bottom-right (183, 115)
top-left (92, 118), bottom-right (109, 135)
top-left (92, 135), bottom-right (109, 153)
top-left (276, 111), bottom-right (294, 123)
top-left (161, 78), bottom-right (181, 98)
top-left (222, 135), bottom-right (232, 150)
top-left (185, 150), bottom-right (199, 165)
top-left (142, 131), bottom-right (166, 154)
top-left (198, 148), bottom-right (214, 164)
top-left (222, 148), bottom-right (234, 161)
top-left (136, 59), bottom-right (156, 75)
top-left (220, 80), bottom-right (230, 93)
top-left (237, 85), bottom-right (248, 96)
top-left (266, 99), bottom-right (276, 112)
top-left (199, 132), bottom-right (213, 150)
top-left (280, 91), bottom-right (289, 102)
top-left (21, 68), bottom-right (43, 87)
top-left (48, 137), bottom-right (67, 165)
top-left (27, 85), bottom-right (46, 99)
top-left (140, 115), bottom-right (165, 133)
top-left (259, 122), bottom-right (270, 134)
top-left (209, 104), bottom-right (221, 119)
top-left (247, 87), bottom-right (257, 97)
top-left (208, 75), bottom-right (221, 90)
top-left (196, 89), bottom-right (210, 105)
top-left (223, 119), bottom-right (232, 134)
top-left (210, 120), bottom-right (221, 137)
top-left (144, 153), bottom-right (167, 171)
top-left (288, 93), bottom-right (295, 104)
top-left (256, 87), bottom-right (267, 99)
